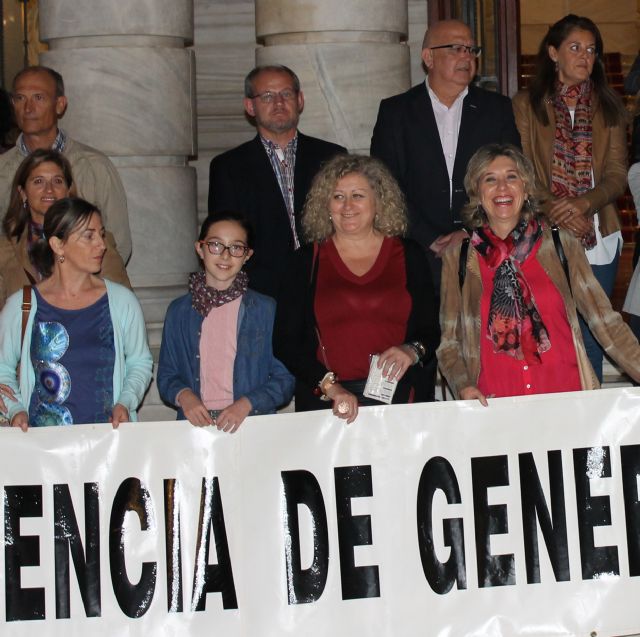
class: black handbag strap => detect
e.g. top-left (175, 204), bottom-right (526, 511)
top-left (458, 237), bottom-right (470, 290)
top-left (551, 225), bottom-right (572, 296)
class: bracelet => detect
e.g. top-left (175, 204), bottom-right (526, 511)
top-left (404, 341), bottom-right (426, 365)
top-left (313, 371), bottom-right (337, 401)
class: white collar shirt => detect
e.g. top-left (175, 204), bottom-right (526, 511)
top-left (425, 78), bottom-right (468, 204)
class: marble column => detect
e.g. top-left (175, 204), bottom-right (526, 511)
top-left (255, 0), bottom-right (411, 153)
top-left (39, 0), bottom-right (198, 419)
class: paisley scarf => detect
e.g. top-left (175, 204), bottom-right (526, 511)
top-left (189, 270), bottom-right (248, 317)
top-left (551, 79), bottom-right (596, 249)
top-left (472, 218), bottom-right (551, 363)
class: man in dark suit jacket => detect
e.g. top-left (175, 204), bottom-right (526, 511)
top-left (209, 65), bottom-right (346, 299)
top-left (371, 20), bottom-right (520, 292)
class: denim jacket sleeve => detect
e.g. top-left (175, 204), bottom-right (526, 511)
top-left (236, 291), bottom-right (294, 414)
top-left (157, 294), bottom-right (198, 408)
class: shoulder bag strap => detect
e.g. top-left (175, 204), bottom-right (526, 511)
top-left (21, 285), bottom-right (32, 350)
top-left (458, 237), bottom-right (470, 289)
top-left (551, 226), bottom-right (572, 296)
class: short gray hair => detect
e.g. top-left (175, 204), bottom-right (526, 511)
top-left (244, 65), bottom-right (301, 98)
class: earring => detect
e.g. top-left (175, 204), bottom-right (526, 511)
top-left (23, 200), bottom-right (28, 211)
top-left (329, 214), bottom-right (333, 221)
top-left (57, 254), bottom-right (65, 264)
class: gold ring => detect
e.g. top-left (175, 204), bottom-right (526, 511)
top-left (337, 401), bottom-right (349, 414)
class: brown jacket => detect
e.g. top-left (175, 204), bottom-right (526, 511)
top-left (0, 229), bottom-right (131, 310)
top-left (512, 91), bottom-right (627, 238)
top-left (437, 227), bottom-right (640, 397)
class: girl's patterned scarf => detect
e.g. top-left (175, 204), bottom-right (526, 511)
top-left (472, 218), bottom-right (551, 363)
top-left (551, 79), bottom-right (595, 249)
top-left (189, 269), bottom-right (248, 317)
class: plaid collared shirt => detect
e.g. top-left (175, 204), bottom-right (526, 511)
top-left (17, 128), bottom-right (67, 156)
top-left (260, 134), bottom-right (299, 249)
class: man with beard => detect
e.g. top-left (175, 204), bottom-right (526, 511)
top-left (371, 20), bottom-right (520, 294)
top-left (208, 65), bottom-right (345, 298)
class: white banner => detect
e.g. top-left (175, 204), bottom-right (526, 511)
top-left (3, 388), bottom-right (640, 636)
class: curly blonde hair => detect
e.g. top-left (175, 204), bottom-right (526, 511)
top-left (462, 144), bottom-right (545, 230)
top-left (302, 154), bottom-right (408, 242)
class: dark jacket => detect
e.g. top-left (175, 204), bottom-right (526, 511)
top-left (370, 83), bottom-right (521, 251)
top-left (208, 132), bottom-right (346, 299)
top-left (157, 289), bottom-right (294, 419)
top-left (273, 238), bottom-right (440, 408)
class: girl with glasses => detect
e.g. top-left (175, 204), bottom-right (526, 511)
top-left (157, 211), bottom-right (294, 431)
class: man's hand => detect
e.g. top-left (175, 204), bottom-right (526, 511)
top-left (429, 230), bottom-right (468, 258)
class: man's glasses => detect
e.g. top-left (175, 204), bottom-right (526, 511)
top-left (250, 89), bottom-right (297, 104)
top-left (430, 44), bottom-right (482, 58)
top-left (199, 240), bottom-right (249, 258)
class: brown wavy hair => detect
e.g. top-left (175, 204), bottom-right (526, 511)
top-left (462, 144), bottom-right (545, 229)
top-left (302, 154), bottom-right (407, 242)
top-left (3, 149), bottom-right (74, 240)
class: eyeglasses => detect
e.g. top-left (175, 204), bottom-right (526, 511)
top-left (430, 44), bottom-right (482, 58)
top-left (250, 89), bottom-right (298, 104)
top-left (199, 240), bottom-right (249, 258)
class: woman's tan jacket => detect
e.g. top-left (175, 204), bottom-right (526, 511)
top-left (437, 226), bottom-right (640, 397)
top-left (512, 91), bottom-right (627, 238)
top-left (0, 229), bottom-right (131, 310)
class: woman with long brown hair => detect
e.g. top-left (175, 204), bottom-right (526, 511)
top-left (512, 14), bottom-right (628, 383)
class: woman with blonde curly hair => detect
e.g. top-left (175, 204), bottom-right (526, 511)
top-left (274, 154), bottom-right (439, 422)
top-left (437, 144), bottom-right (640, 406)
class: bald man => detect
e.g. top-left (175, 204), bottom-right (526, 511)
top-left (371, 19), bottom-right (520, 291)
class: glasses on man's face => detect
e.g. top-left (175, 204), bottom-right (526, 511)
top-left (430, 43), bottom-right (482, 58)
top-left (199, 240), bottom-right (249, 258)
top-left (251, 89), bottom-right (297, 104)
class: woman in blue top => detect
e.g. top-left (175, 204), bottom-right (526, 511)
top-left (0, 197), bottom-right (152, 430)
top-left (157, 211), bottom-right (294, 431)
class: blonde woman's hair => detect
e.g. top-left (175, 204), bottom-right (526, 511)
top-left (462, 143), bottom-right (545, 230)
top-left (302, 154), bottom-right (408, 242)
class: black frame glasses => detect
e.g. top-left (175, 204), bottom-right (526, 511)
top-left (430, 44), bottom-right (482, 58)
top-left (199, 240), bottom-right (249, 258)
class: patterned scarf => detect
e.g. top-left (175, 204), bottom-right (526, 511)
top-left (551, 79), bottom-right (596, 249)
top-left (472, 219), bottom-right (551, 364)
top-left (189, 270), bottom-right (248, 317)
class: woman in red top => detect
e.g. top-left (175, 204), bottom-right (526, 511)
top-left (274, 154), bottom-right (439, 423)
top-left (438, 144), bottom-right (640, 405)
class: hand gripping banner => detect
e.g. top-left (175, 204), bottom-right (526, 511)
top-left (3, 387), bottom-right (640, 636)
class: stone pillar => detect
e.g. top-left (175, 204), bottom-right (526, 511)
top-left (255, 0), bottom-right (411, 153)
top-left (39, 0), bottom-right (198, 419)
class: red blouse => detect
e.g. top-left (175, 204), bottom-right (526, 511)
top-left (314, 237), bottom-right (411, 380)
top-left (477, 240), bottom-right (582, 398)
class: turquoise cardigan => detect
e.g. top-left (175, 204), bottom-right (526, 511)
top-left (0, 279), bottom-right (153, 423)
